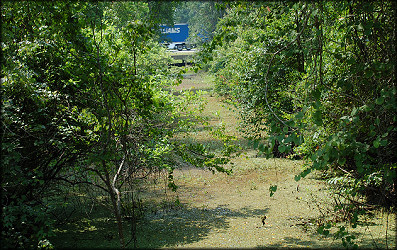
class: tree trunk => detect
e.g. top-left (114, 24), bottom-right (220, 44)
top-left (103, 160), bottom-right (125, 248)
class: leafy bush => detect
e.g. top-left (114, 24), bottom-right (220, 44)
top-left (1, 2), bottom-right (235, 248)
top-left (200, 1), bottom-right (396, 247)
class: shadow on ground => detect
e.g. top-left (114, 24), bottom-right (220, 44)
top-left (257, 233), bottom-right (393, 249)
top-left (256, 218), bottom-right (395, 249)
top-left (49, 200), bottom-right (269, 249)
top-left (257, 236), bottom-right (331, 248)
top-left (136, 204), bottom-right (269, 248)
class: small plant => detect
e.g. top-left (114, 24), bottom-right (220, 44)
top-left (38, 239), bottom-right (54, 249)
top-left (250, 181), bottom-right (258, 190)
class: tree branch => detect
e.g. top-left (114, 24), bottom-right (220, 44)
top-left (53, 176), bottom-right (109, 194)
top-left (263, 6), bottom-right (312, 127)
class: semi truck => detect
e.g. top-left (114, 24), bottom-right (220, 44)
top-left (160, 23), bottom-right (193, 51)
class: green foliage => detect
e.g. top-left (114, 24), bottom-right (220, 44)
top-left (2, 2), bottom-right (96, 247)
top-left (201, 1), bottom-right (396, 247)
top-left (269, 185), bottom-right (278, 197)
top-left (1, 1), bottom-right (235, 248)
top-left (174, 1), bottom-right (224, 45)
top-left (2, 197), bottom-right (55, 248)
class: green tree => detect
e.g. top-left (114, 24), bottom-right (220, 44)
top-left (1, 1), bottom-right (235, 248)
top-left (174, 1), bottom-right (225, 45)
top-left (202, 1), bottom-right (396, 247)
top-left (1, 1), bottom-right (97, 247)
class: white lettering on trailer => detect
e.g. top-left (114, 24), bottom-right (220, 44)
top-left (161, 27), bottom-right (180, 34)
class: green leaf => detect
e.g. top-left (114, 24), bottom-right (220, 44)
top-left (357, 164), bottom-right (364, 173)
top-left (284, 135), bottom-right (293, 143)
top-left (313, 89), bottom-right (321, 100)
top-left (373, 138), bottom-right (380, 148)
top-left (295, 111), bottom-right (304, 120)
top-left (253, 139), bottom-right (259, 149)
top-left (278, 144), bottom-right (286, 153)
top-left (269, 185), bottom-right (277, 197)
top-left (351, 107), bottom-right (358, 116)
top-left (301, 167), bottom-right (312, 177)
top-left (313, 110), bottom-right (323, 125)
top-left (375, 97), bottom-right (384, 105)
top-left (293, 134), bottom-right (302, 146)
top-left (380, 139), bottom-right (388, 147)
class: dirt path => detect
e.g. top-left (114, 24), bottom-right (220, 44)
top-left (137, 71), bottom-right (396, 249)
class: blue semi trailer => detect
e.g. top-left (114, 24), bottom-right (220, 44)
top-left (160, 23), bottom-right (193, 51)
